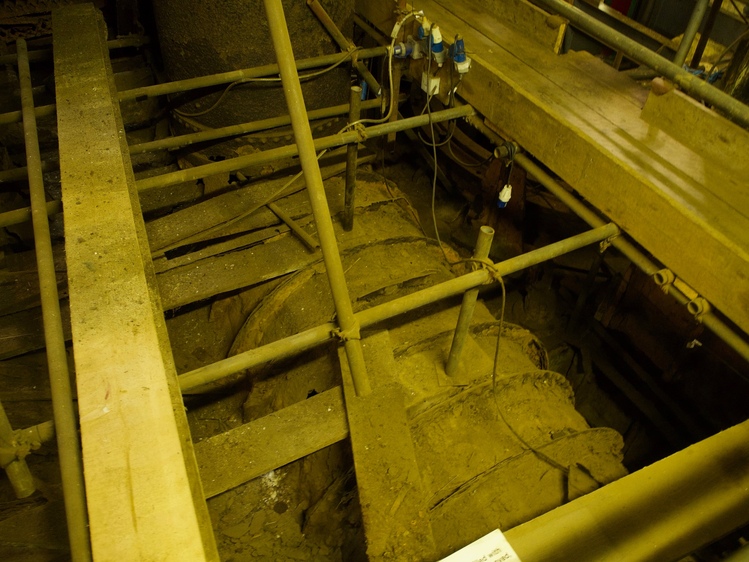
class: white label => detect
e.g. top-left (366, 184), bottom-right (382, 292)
top-left (439, 529), bottom-right (522, 562)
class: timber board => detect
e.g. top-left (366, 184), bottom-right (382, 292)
top-left (54, 5), bottom-right (218, 560)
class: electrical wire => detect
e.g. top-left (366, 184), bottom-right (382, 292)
top-left (425, 42), bottom-right (453, 265)
top-left (153, 149), bottom-right (329, 255)
top-left (707, 27), bottom-right (749, 78)
top-left (173, 49), bottom-right (359, 118)
top-left (729, 0), bottom-right (749, 26)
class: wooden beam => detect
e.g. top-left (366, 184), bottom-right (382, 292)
top-left (195, 386), bottom-right (349, 498)
top-left (338, 331), bottom-right (437, 561)
top-left (53, 5), bottom-right (218, 560)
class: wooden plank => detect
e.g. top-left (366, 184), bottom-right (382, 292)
top-left (53, 5), bottom-right (218, 560)
top-left (195, 386), bottom-right (349, 499)
top-left (338, 331), bottom-right (437, 561)
top-left (157, 198), bottom-right (423, 310)
top-left (0, 302), bottom-right (71, 360)
top-left (372, 0), bottom-right (749, 336)
top-left (0, 246), bottom-right (68, 317)
top-left (0, 269), bottom-right (67, 317)
top-left (641, 87), bottom-right (749, 176)
top-left (152, 217), bottom-right (312, 274)
top-left (157, 228), bottom-right (321, 310)
top-left (478, 0), bottom-right (567, 53)
top-left (146, 157), bottom-right (351, 253)
top-left (0, 352), bottom-right (74, 402)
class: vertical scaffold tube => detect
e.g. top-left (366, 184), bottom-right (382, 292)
top-left (263, 0), bottom-right (372, 396)
top-left (445, 226), bottom-right (495, 377)
top-left (343, 85), bottom-right (362, 232)
top-left (17, 38), bottom-right (92, 562)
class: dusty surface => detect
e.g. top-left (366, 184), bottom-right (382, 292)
top-left (173, 173), bottom-right (629, 560)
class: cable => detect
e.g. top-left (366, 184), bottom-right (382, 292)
top-left (154, 149), bottom-right (329, 255)
top-left (707, 27), bottom-right (749, 78)
top-left (173, 49), bottom-right (358, 118)
top-left (486, 272), bottom-right (572, 475)
top-left (729, 0), bottom-right (749, 26)
top-left (446, 140), bottom-right (493, 168)
top-left (425, 42), bottom-right (453, 264)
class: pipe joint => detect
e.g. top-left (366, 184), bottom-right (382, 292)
top-left (599, 232), bottom-right (620, 252)
top-left (0, 437), bottom-right (37, 469)
top-left (688, 296), bottom-right (712, 322)
top-left (494, 141), bottom-right (518, 161)
top-left (332, 321), bottom-right (361, 342)
top-left (654, 268), bottom-right (676, 293)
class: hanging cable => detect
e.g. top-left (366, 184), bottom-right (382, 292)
top-left (173, 49), bottom-right (359, 118)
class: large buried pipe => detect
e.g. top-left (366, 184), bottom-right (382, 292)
top-left (533, 0), bottom-right (749, 128)
top-left (179, 223), bottom-right (619, 391)
top-left (17, 39), bottom-right (92, 562)
top-left (263, 0), bottom-right (371, 396)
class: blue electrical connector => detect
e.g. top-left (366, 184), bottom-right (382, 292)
top-left (430, 25), bottom-right (446, 67)
top-left (497, 184), bottom-right (512, 209)
top-left (451, 34), bottom-right (471, 74)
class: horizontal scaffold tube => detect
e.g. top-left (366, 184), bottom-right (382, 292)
top-left (533, 0), bottom-right (749, 128)
top-left (0, 98), bottom-right (393, 228)
top-left (119, 46), bottom-right (388, 102)
top-left (178, 223), bottom-right (619, 391)
top-left (129, 97), bottom-right (386, 155)
top-left (0, 46), bottom-right (389, 125)
top-left (136, 105), bottom-right (475, 192)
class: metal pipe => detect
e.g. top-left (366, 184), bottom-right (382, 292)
top-left (306, 0), bottom-right (382, 95)
top-left (445, 225), bottom-right (495, 377)
top-left (0, 160), bottom-right (56, 183)
top-left (0, 398), bottom-right (35, 498)
top-left (179, 224), bottom-right (618, 391)
top-left (514, 152), bottom-right (749, 363)
top-left (533, 0), bottom-right (749, 128)
top-left (15, 420), bottom-right (56, 447)
top-left (130, 97), bottom-right (383, 155)
top-left (264, 0), bottom-right (372, 397)
top-left (0, 47), bottom-right (388, 126)
top-left (0, 200), bottom-right (61, 228)
top-left (673, 0), bottom-right (710, 67)
top-left (17, 39), bottom-right (92, 562)
top-left (0, 103), bottom-right (56, 126)
top-left (690, 0), bottom-right (724, 68)
top-left (343, 86), bottom-right (362, 231)
top-left (0, 36), bottom-right (150, 65)
top-left (136, 105), bottom-right (474, 192)
top-left (505, 417), bottom-right (749, 561)
top-left (119, 45), bottom-right (388, 102)
top-left (2, 99), bottom-right (389, 228)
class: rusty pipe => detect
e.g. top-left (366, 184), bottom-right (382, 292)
top-left (306, 0), bottom-right (382, 95)
top-left (343, 85), bottom-right (362, 232)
